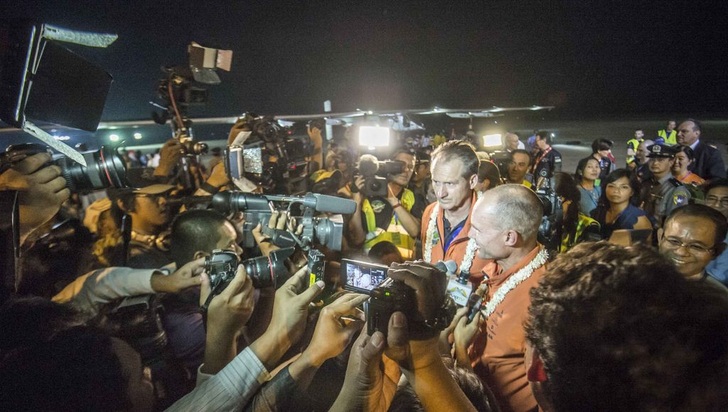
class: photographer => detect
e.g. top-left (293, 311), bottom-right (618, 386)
top-left (349, 148), bottom-right (424, 260)
top-left (107, 184), bottom-right (176, 268)
top-left (530, 131), bottom-right (562, 191)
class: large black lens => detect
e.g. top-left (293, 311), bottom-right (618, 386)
top-left (244, 247), bottom-right (295, 289)
top-left (57, 146), bottom-right (128, 192)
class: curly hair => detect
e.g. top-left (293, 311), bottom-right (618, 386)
top-left (525, 242), bottom-right (728, 411)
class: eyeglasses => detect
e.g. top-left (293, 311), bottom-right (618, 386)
top-left (661, 236), bottom-right (714, 255)
top-left (705, 195), bottom-right (728, 208)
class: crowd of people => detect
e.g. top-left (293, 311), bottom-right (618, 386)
top-left (1, 116), bottom-right (727, 411)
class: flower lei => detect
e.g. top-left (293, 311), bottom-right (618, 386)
top-left (424, 203), bottom-right (479, 275)
top-left (482, 248), bottom-right (549, 318)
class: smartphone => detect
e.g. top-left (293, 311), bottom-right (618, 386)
top-left (341, 258), bottom-right (389, 294)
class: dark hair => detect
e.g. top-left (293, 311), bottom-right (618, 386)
top-left (477, 160), bottom-right (502, 187)
top-left (682, 118), bottom-right (702, 133)
top-left (553, 172), bottom-right (581, 245)
top-left (664, 204), bottom-right (728, 248)
top-left (509, 149), bottom-right (532, 165)
top-left (536, 131), bottom-right (551, 145)
top-left (598, 169), bottom-right (642, 207)
top-left (430, 140), bottom-right (479, 180)
top-left (591, 138), bottom-right (613, 153)
top-left (674, 145), bottom-right (696, 161)
top-left (390, 147), bottom-right (416, 162)
top-left (526, 242), bottom-right (728, 411)
top-left (170, 209), bottom-right (231, 267)
top-left (0, 297), bottom-right (84, 352)
top-left (368, 241), bottom-right (403, 264)
top-left (387, 358), bottom-right (495, 411)
top-left (0, 325), bottom-right (132, 411)
top-left (705, 178), bottom-right (728, 194)
top-left (574, 155), bottom-right (600, 180)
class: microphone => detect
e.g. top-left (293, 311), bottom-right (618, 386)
top-left (358, 154), bottom-right (379, 176)
top-left (303, 193), bottom-right (356, 214)
top-left (434, 260), bottom-right (458, 275)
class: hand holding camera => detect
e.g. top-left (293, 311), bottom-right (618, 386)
top-left (0, 151), bottom-right (70, 242)
top-left (368, 261), bottom-right (455, 341)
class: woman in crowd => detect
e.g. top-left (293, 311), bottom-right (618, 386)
top-left (551, 172), bottom-right (600, 253)
top-left (575, 156), bottom-right (602, 216)
top-left (590, 169), bottom-right (652, 239)
top-left (672, 145), bottom-right (705, 185)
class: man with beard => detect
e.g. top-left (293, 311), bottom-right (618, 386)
top-left (349, 148), bottom-right (424, 259)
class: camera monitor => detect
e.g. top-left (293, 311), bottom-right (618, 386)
top-left (341, 258), bottom-right (389, 294)
top-left (0, 21), bottom-right (113, 132)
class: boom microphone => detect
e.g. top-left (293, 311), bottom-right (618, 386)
top-left (358, 154), bottom-right (379, 176)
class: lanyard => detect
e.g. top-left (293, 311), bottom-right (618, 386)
top-left (443, 219), bottom-right (465, 252)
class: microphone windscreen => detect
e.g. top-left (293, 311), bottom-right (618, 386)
top-left (358, 154), bottom-right (379, 176)
top-left (309, 193), bottom-right (357, 214)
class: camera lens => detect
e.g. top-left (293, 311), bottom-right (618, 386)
top-left (56, 146), bottom-right (129, 192)
top-left (244, 247), bottom-right (295, 289)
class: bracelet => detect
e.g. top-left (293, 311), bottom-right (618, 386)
top-left (393, 202), bottom-right (402, 210)
top-left (200, 182), bottom-right (220, 195)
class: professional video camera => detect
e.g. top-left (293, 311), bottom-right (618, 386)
top-left (212, 190), bottom-right (356, 288)
top-left (211, 191), bottom-right (355, 250)
top-left (356, 154), bottom-right (406, 198)
top-left (224, 114), bottom-right (313, 195)
top-left (534, 173), bottom-right (562, 250)
top-left (0, 143), bottom-right (128, 192)
top-left (367, 277), bottom-right (456, 340)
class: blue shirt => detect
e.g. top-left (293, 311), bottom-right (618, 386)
top-left (706, 234), bottom-right (728, 287)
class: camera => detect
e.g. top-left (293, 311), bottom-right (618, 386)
top-left (341, 258), bottom-right (389, 294)
top-left (357, 154), bottom-right (405, 198)
top-left (204, 247), bottom-right (295, 296)
top-left (0, 143), bottom-right (128, 192)
top-left (211, 191), bottom-right (354, 251)
top-left (224, 114), bottom-right (313, 195)
top-left (535, 182), bottom-right (562, 251)
top-left (366, 278), bottom-right (456, 340)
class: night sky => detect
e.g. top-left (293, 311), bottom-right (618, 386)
top-left (2, 0), bottom-right (728, 122)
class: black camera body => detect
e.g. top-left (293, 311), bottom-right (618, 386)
top-left (0, 143), bottom-right (128, 192)
top-left (204, 249), bottom-right (239, 295)
top-left (357, 154), bottom-right (405, 198)
top-left (204, 247), bottom-right (295, 297)
top-left (535, 183), bottom-right (563, 251)
top-left (367, 278), bottom-right (435, 340)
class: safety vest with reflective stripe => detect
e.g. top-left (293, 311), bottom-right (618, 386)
top-left (362, 189), bottom-right (416, 259)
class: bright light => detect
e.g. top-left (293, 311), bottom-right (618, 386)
top-left (133, 132), bottom-right (143, 140)
top-left (53, 135), bottom-right (70, 141)
top-left (109, 134), bottom-right (120, 142)
top-left (482, 134), bottom-right (502, 149)
top-left (359, 126), bottom-right (390, 147)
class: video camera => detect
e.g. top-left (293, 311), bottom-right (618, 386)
top-left (356, 154), bottom-right (406, 197)
top-left (225, 114), bottom-right (313, 194)
top-left (367, 277), bottom-right (456, 340)
top-left (211, 191), bottom-right (354, 251)
top-left (534, 172), bottom-right (562, 250)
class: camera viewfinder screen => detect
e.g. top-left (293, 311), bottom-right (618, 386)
top-left (343, 260), bottom-right (388, 291)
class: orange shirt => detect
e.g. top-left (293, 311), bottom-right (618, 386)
top-left (470, 245), bottom-right (545, 412)
top-left (420, 195), bottom-right (490, 283)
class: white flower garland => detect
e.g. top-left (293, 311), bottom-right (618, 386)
top-left (424, 203), bottom-right (478, 274)
top-left (482, 248), bottom-right (549, 318)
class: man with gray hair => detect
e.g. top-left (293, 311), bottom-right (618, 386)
top-left (453, 184), bottom-right (547, 412)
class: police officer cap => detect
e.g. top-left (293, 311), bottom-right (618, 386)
top-left (647, 143), bottom-right (676, 158)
